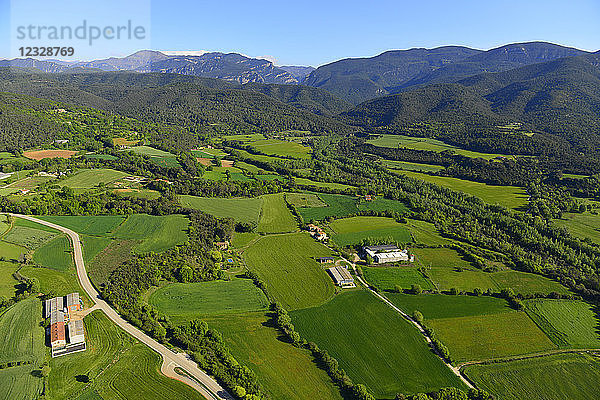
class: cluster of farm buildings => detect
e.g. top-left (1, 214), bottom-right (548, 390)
top-left (307, 224), bottom-right (328, 241)
top-left (45, 293), bottom-right (87, 357)
top-left (363, 245), bottom-right (414, 264)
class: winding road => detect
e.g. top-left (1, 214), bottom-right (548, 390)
top-left (11, 214), bottom-right (233, 400)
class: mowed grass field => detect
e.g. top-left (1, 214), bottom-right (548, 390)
top-left (39, 215), bottom-right (125, 235)
top-left (328, 216), bottom-right (412, 246)
top-left (296, 193), bottom-right (408, 221)
top-left (367, 134), bottom-right (509, 160)
top-left (32, 234), bottom-right (73, 271)
top-left (463, 353), bottom-right (600, 400)
top-left (400, 170), bottom-right (528, 209)
top-left (127, 146), bottom-right (180, 167)
top-left (149, 279), bottom-right (269, 323)
top-left (178, 195), bottom-right (263, 224)
top-left (223, 134), bottom-right (312, 159)
top-left (363, 267), bottom-right (434, 291)
top-left (49, 310), bottom-right (204, 400)
top-left (554, 212), bottom-right (600, 244)
top-left (60, 169), bottom-right (129, 188)
top-left (386, 293), bottom-right (510, 319)
top-left (285, 192), bottom-right (327, 208)
top-left (428, 311), bottom-right (556, 362)
top-left (244, 232), bottom-right (335, 310)
top-left (257, 193), bottom-right (297, 233)
top-left (112, 214), bottom-right (188, 253)
top-left (19, 265), bottom-right (85, 303)
top-left (0, 298), bottom-right (45, 400)
top-left (524, 299), bottom-right (600, 348)
top-left (206, 312), bottom-right (342, 400)
top-left (3, 225), bottom-right (58, 250)
top-left (291, 290), bottom-right (465, 397)
top-left (0, 261), bottom-right (19, 298)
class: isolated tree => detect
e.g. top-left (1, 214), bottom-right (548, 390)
top-left (411, 284), bottom-right (422, 295)
top-left (40, 365), bottom-right (51, 377)
top-left (412, 310), bottom-right (424, 324)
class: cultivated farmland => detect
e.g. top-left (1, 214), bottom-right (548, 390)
top-left (386, 293), bottom-right (510, 319)
top-left (178, 195), bottom-right (263, 224)
top-left (206, 312), bottom-right (343, 400)
top-left (23, 149), bottom-right (77, 160)
top-left (149, 279), bottom-right (269, 323)
top-left (524, 299), bottom-right (600, 348)
top-left (399, 170), bottom-right (528, 209)
top-left (244, 232), bottom-right (335, 310)
top-left (428, 311), bottom-right (556, 361)
top-left (328, 216), bottom-right (412, 246)
top-left (39, 215), bottom-right (125, 235)
top-left (60, 169), bottom-right (129, 188)
top-left (257, 193), bottom-right (297, 233)
top-left (363, 267), bottom-right (434, 291)
top-left (553, 212), bottom-right (600, 244)
top-left (463, 353), bottom-right (600, 400)
top-left (291, 290), bottom-right (466, 397)
top-left (32, 234), bottom-right (73, 271)
top-left (112, 214), bottom-right (189, 253)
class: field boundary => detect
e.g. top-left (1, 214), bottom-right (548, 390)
top-left (457, 348), bottom-right (600, 370)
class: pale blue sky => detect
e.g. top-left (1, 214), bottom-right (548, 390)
top-left (1, 0), bottom-right (599, 66)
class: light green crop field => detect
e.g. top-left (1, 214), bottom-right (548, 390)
top-left (3, 225), bottom-right (58, 249)
top-left (328, 216), bottom-right (412, 246)
top-left (230, 232), bottom-right (259, 249)
top-left (19, 265), bottom-right (85, 302)
top-left (257, 193), bottom-right (297, 233)
top-left (244, 232), bottom-right (335, 310)
top-left (235, 161), bottom-right (263, 174)
top-left (0, 298), bottom-right (45, 400)
top-left (464, 354), bottom-right (600, 400)
top-left (127, 146), bottom-right (180, 167)
top-left (363, 267), bottom-right (434, 291)
top-left (0, 240), bottom-right (27, 261)
top-left (524, 299), bottom-right (600, 348)
top-left (295, 177), bottom-right (354, 190)
top-left (554, 212), bottom-right (600, 244)
top-left (285, 192), bottom-right (327, 208)
top-left (0, 214), bottom-right (9, 235)
top-left (428, 268), bottom-right (498, 292)
top-left (81, 235), bottom-right (113, 262)
top-left (297, 193), bottom-right (409, 222)
top-left (0, 261), bottom-right (19, 297)
top-left (178, 195), bottom-right (263, 224)
top-left (49, 310), bottom-right (204, 400)
top-left (404, 219), bottom-right (451, 245)
top-left (235, 149), bottom-right (290, 164)
top-left (367, 134), bottom-right (510, 160)
top-left (490, 270), bottom-right (569, 295)
top-left (428, 311), bottom-right (556, 362)
top-left (112, 214), bottom-right (189, 253)
top-left (358, 197), bottom-right (409, 214)
top-left (206, 312), bottom-right (343, 400)
top-left (382, 159), bottom-right (445, 173)
top-left (250, 138), bottom-right (312, 159)
top-left (400, 170), bottom-right (528, 209)
top-left (412, 248), bottom-right (472, 269)
top-left (149, 279), bottom-right (269, 323)
top-left (291, 290), bottom-right (465, 397)
top-left (386, 293), bottom-right (510, 320)
top-left (463, 353), bottom-right (600, 400)
top-left (39, 215), bottom-right (125, 235)
top-left (32, 234), bottom-right (73, 271)
top-left (60, 169), bottom-right (129, 188)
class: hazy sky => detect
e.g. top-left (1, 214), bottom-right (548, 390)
top-left (1, 0), bottom-right (599, 66)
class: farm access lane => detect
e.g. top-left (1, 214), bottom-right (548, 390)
top-left (11, 214), bottom-right (233, 400)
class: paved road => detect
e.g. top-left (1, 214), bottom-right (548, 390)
top-left (11, 214), bottom-right (233, 400)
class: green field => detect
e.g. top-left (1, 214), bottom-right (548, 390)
top-left (285, 192), bottom-right (327, 208)
top-left (0, 298), bottom-right (45, 400)
top-left (554, 212), bottom-right (600, 244)
top-left (367, 134), bottom-right (510, 160)
top-left (87, 239), bottom-right (138, 286)
top-left (463, 353), bottom-right (600, 400)
top-left (60, 169), bottom-right (129, 188)
top-left (49, 310), bottom-right (203, 400)
top-left (399, 170), bottom-right (528, 209)
top-left (223, 134), bottom-right (311, 159)
top-left (149, 279), bottom-right (269, 323)
top-left (206, 312), bottom-right (342, 400)
top-left (291, 290), bottom-right (465, 397)
top-left (244, 232), bottom-right (335, 310)
top-left (32, 234), bottom-right (73, 271)
top-left (112, 214), bottom-right (189, 253)
top-left (127, 146), bottom-right (180, 167)
top-left (328, 216), bottom-right (412, 246)
top-left (257, 193), bottom-right (297, 233)
top-left (0, 239), bottom-right (27, 261)
top-left (81, 235), bottom-right (113, 262)
top-left (0, 261), bottom-right (19, 298)
top-left (490, 270), bottom-right (569, 295)
top-left (428, 311), bottom-right (556, 361)
top-left (363, 267), bottom-right (434, 291)
top-left (19, 265), bottom-right (85, 302)
top-left (412, 248), bottom-right (472, 269)
top-left (3, 225), bottom-right (58, 249)
top-left (230, 232), bottom-right (259, 249)
top-left (525, 299), bottom-right (600, 348)
top-left (178, 195), bottom-right (263, 224)
top-left (297, 193), bottom-right (408, 222)
top-left (295, 177), bottom-right (354, 190)
top-left (404, 219), bottom-right (451, 245)
top-left (203, 166), bottom-right (252, 182)
top-left (386, 293), bottom-right (510, 319)
top-left (382, 159), bottom-right (445, 173)
top-left (39, 215), bottom-right (125, 235)
top-left (428, 267), bottom-right (497, 292)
